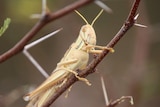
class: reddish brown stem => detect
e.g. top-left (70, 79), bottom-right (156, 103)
top-left (42, 0), bottom-right (141, 107)
top-left (0, 0), bottom-right (94, 63)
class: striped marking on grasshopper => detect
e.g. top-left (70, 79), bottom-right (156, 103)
top-left (24, 9), bottom-right (114, 107)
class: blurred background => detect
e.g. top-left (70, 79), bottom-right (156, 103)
top-left (0, 0), bottom-right (159, 107)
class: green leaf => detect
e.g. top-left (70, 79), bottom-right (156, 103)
top-left (0, 18), bottom-right (11, 37)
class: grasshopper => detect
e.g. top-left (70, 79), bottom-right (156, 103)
top-left (24, 10), bottom-right (114, 107)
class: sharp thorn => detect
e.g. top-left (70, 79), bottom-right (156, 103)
top-left (134, 23), bottom-right (147, 28)
top-left (94, 0), bottom-right (112, 13)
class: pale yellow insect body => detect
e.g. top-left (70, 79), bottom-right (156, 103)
top-left (24, 10), bottom-right (113, 107)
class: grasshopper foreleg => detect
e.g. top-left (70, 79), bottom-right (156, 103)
top-left (86, 44), bottom-right (114, 54)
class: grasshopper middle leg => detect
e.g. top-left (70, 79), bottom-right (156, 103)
top-left (55, 59), bottom-right (91, 86)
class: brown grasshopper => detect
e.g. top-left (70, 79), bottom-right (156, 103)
top-left (24, 10), bottom-right (114, 107)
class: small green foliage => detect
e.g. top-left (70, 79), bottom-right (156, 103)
top-left (0, 18), bottom-right (11, 37)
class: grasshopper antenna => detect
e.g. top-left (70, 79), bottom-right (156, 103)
top-left (75, 9), bottom-right (103, 26)
top-left (23, 28), bottom-right (62, 78)
top-left (91, 9), bottom-right (103, 26)
top-left (75, 10), bottom-right (89, 25)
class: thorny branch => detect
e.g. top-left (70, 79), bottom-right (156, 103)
top-left (0, 0), bottom-right (94, 63)
top-left (0, 0), bottom-right (142, 107)
top-left (42, 0), bottom-right (142, 107)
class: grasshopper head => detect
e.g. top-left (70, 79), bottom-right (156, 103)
top-left (80, 24), bottom-right (96, 46)
top-left (75, 10), bottom-right (103, 50)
